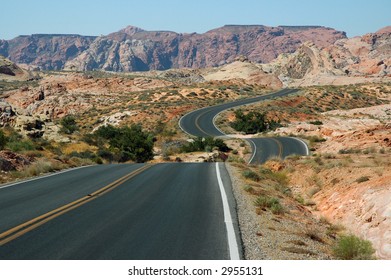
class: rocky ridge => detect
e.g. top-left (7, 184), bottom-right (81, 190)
top-left (1, 25), bottom-right (346, 71)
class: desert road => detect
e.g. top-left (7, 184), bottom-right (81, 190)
top-left (0, 88), bottom-right (307, 260)
top-left (0, 163), bottom-right (241, 259)
top-left (179, 88), bottom-right (309, 163)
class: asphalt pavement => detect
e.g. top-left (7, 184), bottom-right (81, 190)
top-left (179, 89), bottom-right (309, 163)
top-left (0, 163), bottom-right (240, 260)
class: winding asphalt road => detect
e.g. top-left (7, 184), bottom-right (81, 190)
top-left (179, 89), bottom-right (309, 163)
top-left (0, 88), bottom-right (308, 260)
top-left (0, 163), bottom-right (240, 259)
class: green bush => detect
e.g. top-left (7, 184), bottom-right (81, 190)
top-left (333, 235), bottom-right (375, 260)
top-left (231, 109), bottom-right (281, 134)
top-left (94, 124), bottom-right (154, 163)
top-left (60, 115), bottom-right (78, 134)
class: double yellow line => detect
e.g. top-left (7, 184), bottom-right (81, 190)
top-left (270, 138), bottom-right (283, 158)
top-left (0, 164), bottom-right (152, 246)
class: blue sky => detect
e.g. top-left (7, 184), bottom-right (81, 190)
top-left (1, 0), bottom-right (390, 40)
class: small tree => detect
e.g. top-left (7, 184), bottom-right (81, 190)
top-left (60, 115), bottom-right (78, 134)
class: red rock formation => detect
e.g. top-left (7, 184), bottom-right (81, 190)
top-left (0, 34), bottom-right (96, 70)
top-left (0, 25), bottom-right (346, 71)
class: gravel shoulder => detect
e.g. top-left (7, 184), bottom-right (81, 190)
top-left (226, 162), bottom-right (334, 260)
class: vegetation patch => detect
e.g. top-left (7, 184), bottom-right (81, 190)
top-left (231, 109), bottom-right (281, 134)
top-left (180, 137), bottom-right (229, 153)
top-left (333, 235), bottom-right (375, 260)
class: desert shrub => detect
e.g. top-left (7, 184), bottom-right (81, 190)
top-left (333, 235), bottom-right (375, 260)
top-left (270, 202), bottom-right (285, 214)
top-left (356, 176), bottom-right (370, 183)
top-left (231, 109), bottom-right (281, 134)
top-left (273, 184), bottom-right (292, 196)
top-left (242, 169), bottom-right (260, 181)
top-left (309, 120), bottom-right (323, 125)
top-left (254, 195), bottom-right (284, 213)
top-left (267, 171), bottom-right (289, 186)
top-left (95, 124), bottom-right (154, 163)
top-left (0, 129), bottom-right (7, 149)
top-left (6, 139), bottom-right (35, 152)
top-left (60, 115), bottom-right (78, 134)
top-left (339, 148), bottom-right (361, 154)
top-left (181, 137), bottom-right (229, 153)
top-left (243, 185), bottom-right (254, 193)
top-left (21, 159), bottom-right (63, 177)
top-left (254, 195), bottom-right (272, 208)
top-left (307, 135), bottom-right (326, 144)
top-left (97, 149), bottom-right (114, 162)
top-left (227, 155), bottom-right (245, 163)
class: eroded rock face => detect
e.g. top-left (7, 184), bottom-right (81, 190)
top-left (1, 25), bottom-right (346, 71)
top-left (0, 34), bottom-right (96, 70)
top-left (266, 26), bottom-right (391, 85)
top-left (0, 101), bottom-right (16, 126)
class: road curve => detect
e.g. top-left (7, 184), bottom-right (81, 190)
top-left (179, 89), bottom-right (309, 163)
top-left (248, 137), bottom-right (309, 164)
top-left (179, 88), bottom-right (298, 137)
top-left (0, 163), bottom-right (241, 260)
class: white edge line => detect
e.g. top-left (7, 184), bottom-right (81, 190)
top-left (246, 139), bottom-right (257, 164)
top-left (215, 162), bottom-right (240, 260)
top-left (0, 165), bottom-right (93, 190)
top-left (291, 137), bottom-right (310, 156)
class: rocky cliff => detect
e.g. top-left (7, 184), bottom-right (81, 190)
top-left (1, 25), bottom-right (346, 71)
top-left (0, 34), bottom-right (96, 70)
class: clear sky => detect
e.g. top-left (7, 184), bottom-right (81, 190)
top-left (1, 0), bottom-right (390, 40)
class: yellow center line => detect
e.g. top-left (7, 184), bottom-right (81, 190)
top-left (195, 109), bottom-right (213, 136)
top-left (270, 138), bottom-right (283, 158)
top-left (0, 164), bottom-right (152, 246)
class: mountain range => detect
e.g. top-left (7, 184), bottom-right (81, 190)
top-left (0, 25), bottom-right (347, 71)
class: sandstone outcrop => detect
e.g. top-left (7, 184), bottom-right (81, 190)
top-left (0, 55), bottom-right (27, 78)
top-left (265, 26), bottom-right (391, 86)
